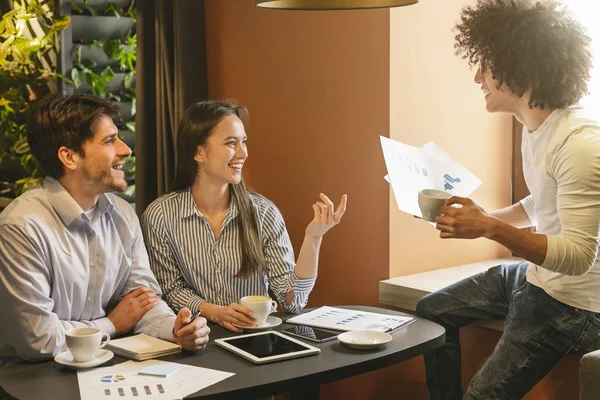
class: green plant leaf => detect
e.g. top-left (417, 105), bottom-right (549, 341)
top-left (71, 2), bottom-right (84, 15)
top-left (99, 65), bottom-right (115, 83)
top-left (11, 46), bottom-right (29, 64)
top-left (52, 16), bottom-right (70, 32)
top-left (122, 183), bottom-right (135, 198)
top-left (124, 71), bottom-right (134, 89)
top-left (54, 72), bottom-right (73, 84)
top-left (91, 38), bottom-right (106, 50)
top-left (71, 68), bottom-right (83, 88)
top-left (104, 3), bottom-right (121, 18)
top-left (130, 97), bottom-right (135, 117)
top-left (125, 121), bottom-right (135, 134)
top-left (80, 58), bottom-right (97, 69)
top-left (74, 45), bottom-right (82, 63)
top-left (103, 40), bottom-right (120, 60)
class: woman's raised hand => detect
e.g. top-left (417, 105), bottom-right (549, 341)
top-left (305, 193), bottom-right (347, 239)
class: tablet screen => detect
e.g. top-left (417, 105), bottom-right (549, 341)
top-left (223, 332), bottom-right (309, 358)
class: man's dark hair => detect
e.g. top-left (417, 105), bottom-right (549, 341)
top-left (27, 94), bottom-right (120, 179)
top-left (454, 0), bottom-right (592, 109)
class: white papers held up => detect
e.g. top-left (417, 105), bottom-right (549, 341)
top-left (380, 137), bottom-right (482, 217)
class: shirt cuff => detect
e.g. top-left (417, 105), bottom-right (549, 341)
top-left (291, 272), bottom-right (317, 293)
top-left (186, 297), bottom-right (205, 315)
top-left (93, 317), bottom-right (117, 339)
top-left (520, 196), bottom-right (537, 227)
top-left (157, 316), bottom-right (178, 342)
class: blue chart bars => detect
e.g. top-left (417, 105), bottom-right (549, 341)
top-left (443, 174), bottom-right (462, 191)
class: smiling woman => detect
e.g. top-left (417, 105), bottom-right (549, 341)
top-left (140, 100), bottom-right (347, 334)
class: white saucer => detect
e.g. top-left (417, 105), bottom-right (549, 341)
top-left (337, 330), bottom-right (392, 350)
top-left (232, 316), bottom-right (283, 332)
top-left (54, 349), bottom-right (114, 369)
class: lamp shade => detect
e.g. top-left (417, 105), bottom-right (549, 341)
top-left (255, 0), bottom-right (418, 10)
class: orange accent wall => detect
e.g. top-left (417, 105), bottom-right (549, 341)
top-left (205, 0), bottom-right (390, 309)
top-left (204, 0), bottom-right (580, 398)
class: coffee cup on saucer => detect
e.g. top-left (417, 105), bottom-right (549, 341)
top-left (240, 295), bottom-right (278, 326)
top-left (65, 327), bottom-right (110, 362)
top-left (418, 189), bottom-right (451, 222)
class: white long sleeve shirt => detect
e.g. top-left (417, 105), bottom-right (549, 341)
top-left (0, 178), bottom-right (176, 360)
top-left (521, 105), bottom-right (600, 312)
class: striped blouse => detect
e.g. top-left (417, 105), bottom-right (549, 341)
top-left (141, 189), bottom-right (316, 314)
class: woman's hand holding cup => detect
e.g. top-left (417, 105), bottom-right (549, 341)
top-left (216, 303), bottom-right (256, 333)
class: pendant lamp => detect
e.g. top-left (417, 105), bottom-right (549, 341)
top-left (255, 0), bottom-right (418, 10)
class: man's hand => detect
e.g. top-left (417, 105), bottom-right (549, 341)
top-left (173, 308), bottom-right (210, 351)
top-left (435, 196), bottom-right (497, 239)
top-left (215, 303), bottom-right (256, 333)
top-left (107, 287), bottom-right (159, 335)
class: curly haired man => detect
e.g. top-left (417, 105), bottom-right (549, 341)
top-left (416, 1), bottom-right (600, 399)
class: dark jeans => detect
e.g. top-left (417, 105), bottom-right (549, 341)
top-left (416, 262), bottom-right (600, 400)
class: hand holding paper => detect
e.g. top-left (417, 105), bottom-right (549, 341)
top-left (380, 137), bottom-right (481, 219)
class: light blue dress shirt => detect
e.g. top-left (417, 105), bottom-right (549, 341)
top-left (0, 178), bottom-right (176, 360)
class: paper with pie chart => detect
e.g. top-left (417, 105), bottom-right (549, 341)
top-left (79, 371), bottom-right (180, 400)
top-left (77, 360), bottom-right (235, 400)
top-left (380, 136), bottom-right (482, 217)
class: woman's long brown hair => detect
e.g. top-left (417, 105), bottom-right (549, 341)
top-left (171, 100), bottom-right (265, 278)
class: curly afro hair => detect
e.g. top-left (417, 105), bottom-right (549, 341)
top-left (454, 0), bottom-right (592, 110)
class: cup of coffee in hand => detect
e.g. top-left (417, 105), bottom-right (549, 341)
top-left (240, 295), bottom-right (278, 326)
top-left (418, 189), bottom-right (452, 222)
top-left (65, 327), bottom-right (110, 362)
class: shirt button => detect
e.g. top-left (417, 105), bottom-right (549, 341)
top-left (87, 296), bottom-right (92, 301)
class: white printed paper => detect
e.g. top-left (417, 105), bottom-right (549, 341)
top-left (78, 360), bottom-right (235, 400)
top-left (286, 306), bottom-right (414, 332)
top-left (78, 369), bottom-right (181, 400)
top-left (380, 137), bottom-right (482, 217)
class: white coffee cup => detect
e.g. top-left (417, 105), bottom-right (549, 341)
top-left (240, 295), bottom-right (278, 326)
top-left (65, 327), bottom-right (110, 362)
top-left (418, 189), bottom-right (452, 222)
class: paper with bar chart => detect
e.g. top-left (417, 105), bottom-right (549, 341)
top-left (77, 359), bottom-right (234, 400)
top-left (380, 136), bottom-right (481, 217)
top-left (78, 370), bottom-right (181, 400)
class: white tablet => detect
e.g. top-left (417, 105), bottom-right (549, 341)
top-left (215, 330), bottom-right (321, 364)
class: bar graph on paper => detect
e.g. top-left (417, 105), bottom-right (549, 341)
top-left (380, 137), bottom-right (482, 217)
top-left (81, 372), bottom-right (181, 400)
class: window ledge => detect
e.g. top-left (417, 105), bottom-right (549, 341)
top-left (379, 257), bottom-right (600, 350)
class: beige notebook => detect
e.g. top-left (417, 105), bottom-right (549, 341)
top-left (105, 333), bottom-right (182, 361)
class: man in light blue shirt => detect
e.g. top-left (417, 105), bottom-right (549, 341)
top-left (0, 94), bottom-right (210, 360)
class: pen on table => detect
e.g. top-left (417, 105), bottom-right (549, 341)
top-left (181, 310), bottom-right (202, 329)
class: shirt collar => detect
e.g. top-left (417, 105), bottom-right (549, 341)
top-left (43, 177), bottom-right (114, 226)
top-left (179, 188), bottom-right (239, 221)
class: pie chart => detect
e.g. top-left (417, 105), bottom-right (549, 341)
top-left (100, 375), bottom-right (126, 383)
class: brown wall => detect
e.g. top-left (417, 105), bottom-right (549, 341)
top-left (204, 0), bottom-right (390, 310)
top-left (204, 1), bottom-right (392, 397)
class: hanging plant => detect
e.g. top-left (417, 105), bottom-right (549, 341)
top-left (0, 0), bottom-right (70, 197)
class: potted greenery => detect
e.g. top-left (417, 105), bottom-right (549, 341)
top-left (68, 0), bottom-right (137, 202)
top-left (0, 0), bottom-right (69, 206)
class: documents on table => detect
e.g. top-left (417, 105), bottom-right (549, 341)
top-left (380, 136), bottom-right (481, 217)
top-left (286, 306), bottom-right (414, 333)
top-left (77, 359), bottom-right (234, 400)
